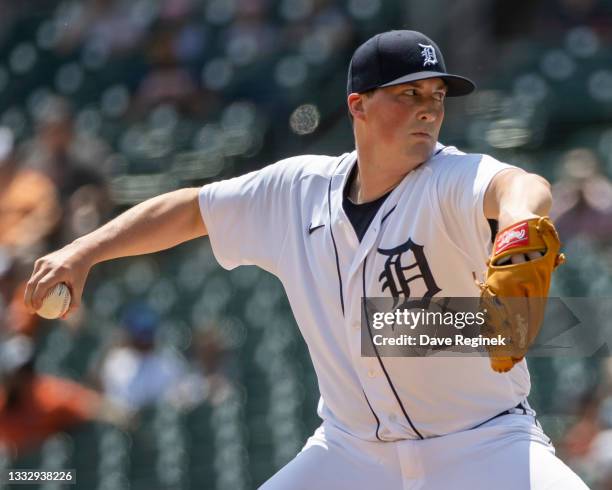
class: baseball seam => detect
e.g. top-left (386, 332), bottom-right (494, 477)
top-left (59, 284), bottom-right (70, 315)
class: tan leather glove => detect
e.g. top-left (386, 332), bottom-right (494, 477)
top-left (476, 216), bottom-right (565, 373)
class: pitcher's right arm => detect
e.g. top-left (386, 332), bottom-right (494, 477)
top-left (24, 187), bottom-right (206, 317)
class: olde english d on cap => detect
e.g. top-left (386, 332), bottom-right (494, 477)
top-left (347, 30), bottom-right (476, 97)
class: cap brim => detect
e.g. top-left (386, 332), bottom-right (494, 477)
top-left (379, 71), bottom-right (476, 97)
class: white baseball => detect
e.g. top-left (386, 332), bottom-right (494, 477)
top-left (37, 283), bottom-right (72, 319)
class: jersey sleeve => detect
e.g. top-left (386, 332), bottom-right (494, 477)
top-left (198, 157), bottom-right (302, 274)
top-left (434, 153), bottom-right (515, 252)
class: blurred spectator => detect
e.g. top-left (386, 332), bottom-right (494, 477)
top-left (171, 324), bottom-right (236, 409)
top-left (19, 96), bottom-right (112, 244)
top-left (282, 0), bottom-right (353, 59)
top-left (0, 335), bottom-right (128, 458)
top-left (21, 96), bottom-right (110, 199)
top-left (223, 0), bottom-right (279, 67)
top-left (61, 183), bottom-right (113, 245)
top-left (560, 393), bottom-right (602, 463)
top-left (0, 127), bottom-right (61, 260)
top-left (159, 0), bottom-right (197, 21)
top-left (587, 429), bottom-right (612, 489)
top-left (591, 360), bottom-right (612, 488)
top-left (558, 359), bottom-right (612, 488)
top-left (532, 0), bottom-right (612, 35)
top-left (191, 326), bottom-right (235, 405)
top-left (567, 426), bottom-right (612, 489)
top-left (0, 248), bottom-right (14, 315)
top-left (134, 21), bottom-right (208, 117)
top-left (95, 303), bottom-right (189, 412)
top-left (3, 281), bottom-right (40, 338)
top-left (551, 148), bottom-right (612, 245)
top-left (158, 0), bottom-right (208, 64)
top-left (54, 0), bottom-right (150, 57)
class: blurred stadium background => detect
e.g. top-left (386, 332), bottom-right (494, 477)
top-left (0, 0), bottom-right (611, 488)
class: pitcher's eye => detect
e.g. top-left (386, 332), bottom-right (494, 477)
top-left (433, 92), bottom-right (446, 102)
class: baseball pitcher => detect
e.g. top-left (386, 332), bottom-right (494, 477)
top-left (25, 31), bottom-right (587, 489)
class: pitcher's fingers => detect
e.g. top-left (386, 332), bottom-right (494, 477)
top-left (24, 269), bottom-right (49, 312)
top-left (510, 254), bottom-right (527, 264)
top-left (24, 280), bottom-right (36, 313)
top-left (31, 275), bottom-right (62, 311)
top-left (30, 257), bottom-right (44, 275)
top-left (527, 251), bottom-right (544, 261)
top-left (495, 255), bottom-right (512, 266)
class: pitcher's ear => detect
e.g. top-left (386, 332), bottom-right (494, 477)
top-left (348, 93), bottom-right (366, 121)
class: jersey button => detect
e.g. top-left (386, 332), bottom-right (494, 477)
top-left (367, 369), bottom-right (378, 378)
top-left (352, 322), bottom-right (360, 330)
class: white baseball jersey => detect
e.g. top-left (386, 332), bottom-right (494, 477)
top-left (198, 143), bottom-right (529, 441)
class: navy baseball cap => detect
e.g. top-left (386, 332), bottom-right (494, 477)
top-left (347, 30), bottom-right (476, 97)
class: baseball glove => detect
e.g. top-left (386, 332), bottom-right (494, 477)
top-left (475, 216), bottom-right (565, 373)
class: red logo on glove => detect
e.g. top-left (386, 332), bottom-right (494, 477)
top-left (495, 221), bottom-right (529, 255)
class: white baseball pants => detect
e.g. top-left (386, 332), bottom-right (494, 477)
top-left (259, 415), bottom-right (588, 489)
